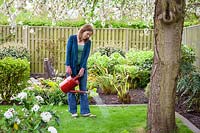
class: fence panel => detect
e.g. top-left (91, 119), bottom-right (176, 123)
top-left (182, 25), bottom-right (200, 67)
top-left (2, 25), bottom-right (199, 75)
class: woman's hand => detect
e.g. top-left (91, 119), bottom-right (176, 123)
top-left (66, 66), bottom-right (72, 75)
top-left (78, 68), bottom-right (85, 77)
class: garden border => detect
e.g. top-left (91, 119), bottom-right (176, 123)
top-left (91, 104), bottom-right (200, 132)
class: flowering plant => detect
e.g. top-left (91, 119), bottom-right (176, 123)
top-left (0, 90), bottom-right (59, 133)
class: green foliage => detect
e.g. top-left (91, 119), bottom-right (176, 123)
top-left (94, 47), bottom-right (125, 57)
top-left (93, 20), bottom-right (153, 29)
top-left (125, 49), bottom-right (154, 66)
top-left (0, 12), bottom-right (154, 28)
top-left (180, 45), bottom-right (196, 75)
top-left (0, 46), bottom-right (30, 60)
top-left (177, 71), bottom-right (200, 112)
top-left (0, 90), bottom-right (59, 132)
top-left (97, 74), bottom-right (117, 94)
top-left (177, 45), bottom-right (200, 112)
top-left (0, 57), bottom-right (30, 102)
top-left (111, 71), bottom-right (131, 104)
top-left (88, 52), bottom-right (110, 76)
top-left (125, 50), bottom-right (153, 88)
top-left (32, 79), bottom-right (68, 105)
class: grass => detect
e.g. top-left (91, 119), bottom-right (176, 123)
top-left (0, 105), bottom-right (193, 133)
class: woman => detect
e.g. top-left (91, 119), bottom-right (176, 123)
top-left (65, 24), bottom-right (95, 117)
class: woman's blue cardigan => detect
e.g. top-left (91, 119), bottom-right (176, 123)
top-left (65, 35), bottom-right (91, 76)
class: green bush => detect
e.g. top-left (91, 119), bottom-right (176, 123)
top-left (176, 45), bottom-right (200, 112)
top-left (179, 45), bottom-right (196, 75)
top-left (32, 79), bottom-right (68, 105)
top-left (177, 71), bottom-right (200, 112)
top-left (94, 47), bottom-right (125, 57)
top-left (0, 57), bottom-right (30, 102)
top-left (0, 46), bottom-right (30, 60)
top-left (88, 52), bottom-right (110, 76)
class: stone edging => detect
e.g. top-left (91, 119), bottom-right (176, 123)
top-left (91, 104), bottom-right (200, 132)
top-left (175, 112), bottom-right (200, 133)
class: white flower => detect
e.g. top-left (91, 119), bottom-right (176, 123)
top-left (36, 96), bottom-right (44, 103)
top-left (15, 118), bottom-right (20, 124)
top-left (4, 111), bottom-right (13, 119)
top-left (40, 112), bottom-right (52, 122)
top-left (0, 94), bottom-right (2, 101)
top-left (29, 29), bottom-right (34, 34)
top-left (17, 92), bottom-right (27, 100)
top-left (48, 126), bottom-right (57, 133)
top-left (31, 104), bottom-right (40, 112)
top-left (8, 108), bottom-right (16, 114)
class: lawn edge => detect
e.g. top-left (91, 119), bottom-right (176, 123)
top-left (175, 112), bottom-right (200, 133)
top-left (91, 104), bottom-right (200, 132)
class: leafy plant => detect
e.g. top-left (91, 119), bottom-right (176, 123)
top-left (176, 45), bottom-right (200, 112)
top-left (111, 70), bottom-right (131, 104)
top-left (0, 90), bottom-right (59, 132)
top-left (31, 78), bottom-right (68, 105)
top-left (0, 46), bottom-right (30, 60)
top-left (179, 44), bottom-right (196, 76)
top-left (177, 71), bottom-right (200, 112)
top-left (0, 57), bottom-right (30, 103)
top-left (97, 74), bottom-right (117, 95)
top-left (88, 52), bottom-right (110, 76)
top-left (94, 47), bottom-right (125, 57)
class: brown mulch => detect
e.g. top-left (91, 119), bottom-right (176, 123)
top-left (93, 88), bottom-right (200, 129)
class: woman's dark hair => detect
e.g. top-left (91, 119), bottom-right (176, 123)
top-left (78, 24), bottom-right (93, 42)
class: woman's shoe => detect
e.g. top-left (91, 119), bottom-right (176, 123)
top-left (71, 113), bottom-right (78, 117)
top-left (81, 113), bottom-right (96, 117)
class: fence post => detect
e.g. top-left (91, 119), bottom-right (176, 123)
top-left (22, 26), bottom-right (29, 49)
top-left (125, 29), bottom-right (129, 52)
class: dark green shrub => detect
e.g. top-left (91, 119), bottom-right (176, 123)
top-left (179, 45), bottom-right (196, 75)
top-left (176, 45), bottom-right (200, 112)
top-left (0, 57), bottom-right (30, 102)
top-left (177, 71), bottom-right (200, 112)
top-left (94, 47), bottom-right (125, 57)
top-left (0, 46), bottom-right (30, 60)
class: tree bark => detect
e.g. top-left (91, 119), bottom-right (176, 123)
top-left (147, 0), bottom-right (186, 133)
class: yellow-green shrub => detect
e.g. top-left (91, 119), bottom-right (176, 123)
top-left (0, 57), bottom-right (30, 102)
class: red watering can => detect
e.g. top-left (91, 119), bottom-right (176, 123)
top-left (59, 75), bottom-right (88, 94)
top-left (59, 76), bottom-right (80, 93)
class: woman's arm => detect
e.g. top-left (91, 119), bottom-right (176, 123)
top-left (65, 35), bottom-right (73, 66)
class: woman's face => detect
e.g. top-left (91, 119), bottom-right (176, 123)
top-left (82, 31), bottom-right (93, 40)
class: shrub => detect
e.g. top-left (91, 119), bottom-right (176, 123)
top-left (94, 47), bottom-right (125, 57)
top-left (88, 52), bottom-right (110, 76)
top-left (0, 44), bottom-right (30, 60)
top-left (0, 57), bottom-right (30, 102)
top-left (97, 74), bottom-right (117, 94)
top-left (176, 45), bottom-right (200, 112)
top-left (32, 78), bottom-right (68, 105)
top-left (179, 44), bottom-right (196, 76)
top-left (177, 71), bottom-right (200, 112)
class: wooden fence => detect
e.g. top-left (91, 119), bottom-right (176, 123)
top-left (0, 25), bottom-right (199, 76)
top-left (182, 25), bottom-right (200, 67)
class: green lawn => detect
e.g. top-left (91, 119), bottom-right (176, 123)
top-left (0, 105), bottom-right (193, 133)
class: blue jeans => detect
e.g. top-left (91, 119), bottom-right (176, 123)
top-left (67, 67), bottom-right (90, 115)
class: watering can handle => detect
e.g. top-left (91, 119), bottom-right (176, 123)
top-left (73, 75), bottom-right (80, 80)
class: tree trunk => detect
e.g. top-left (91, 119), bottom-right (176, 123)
top-left (147, 0), bottom-right (185, 133)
